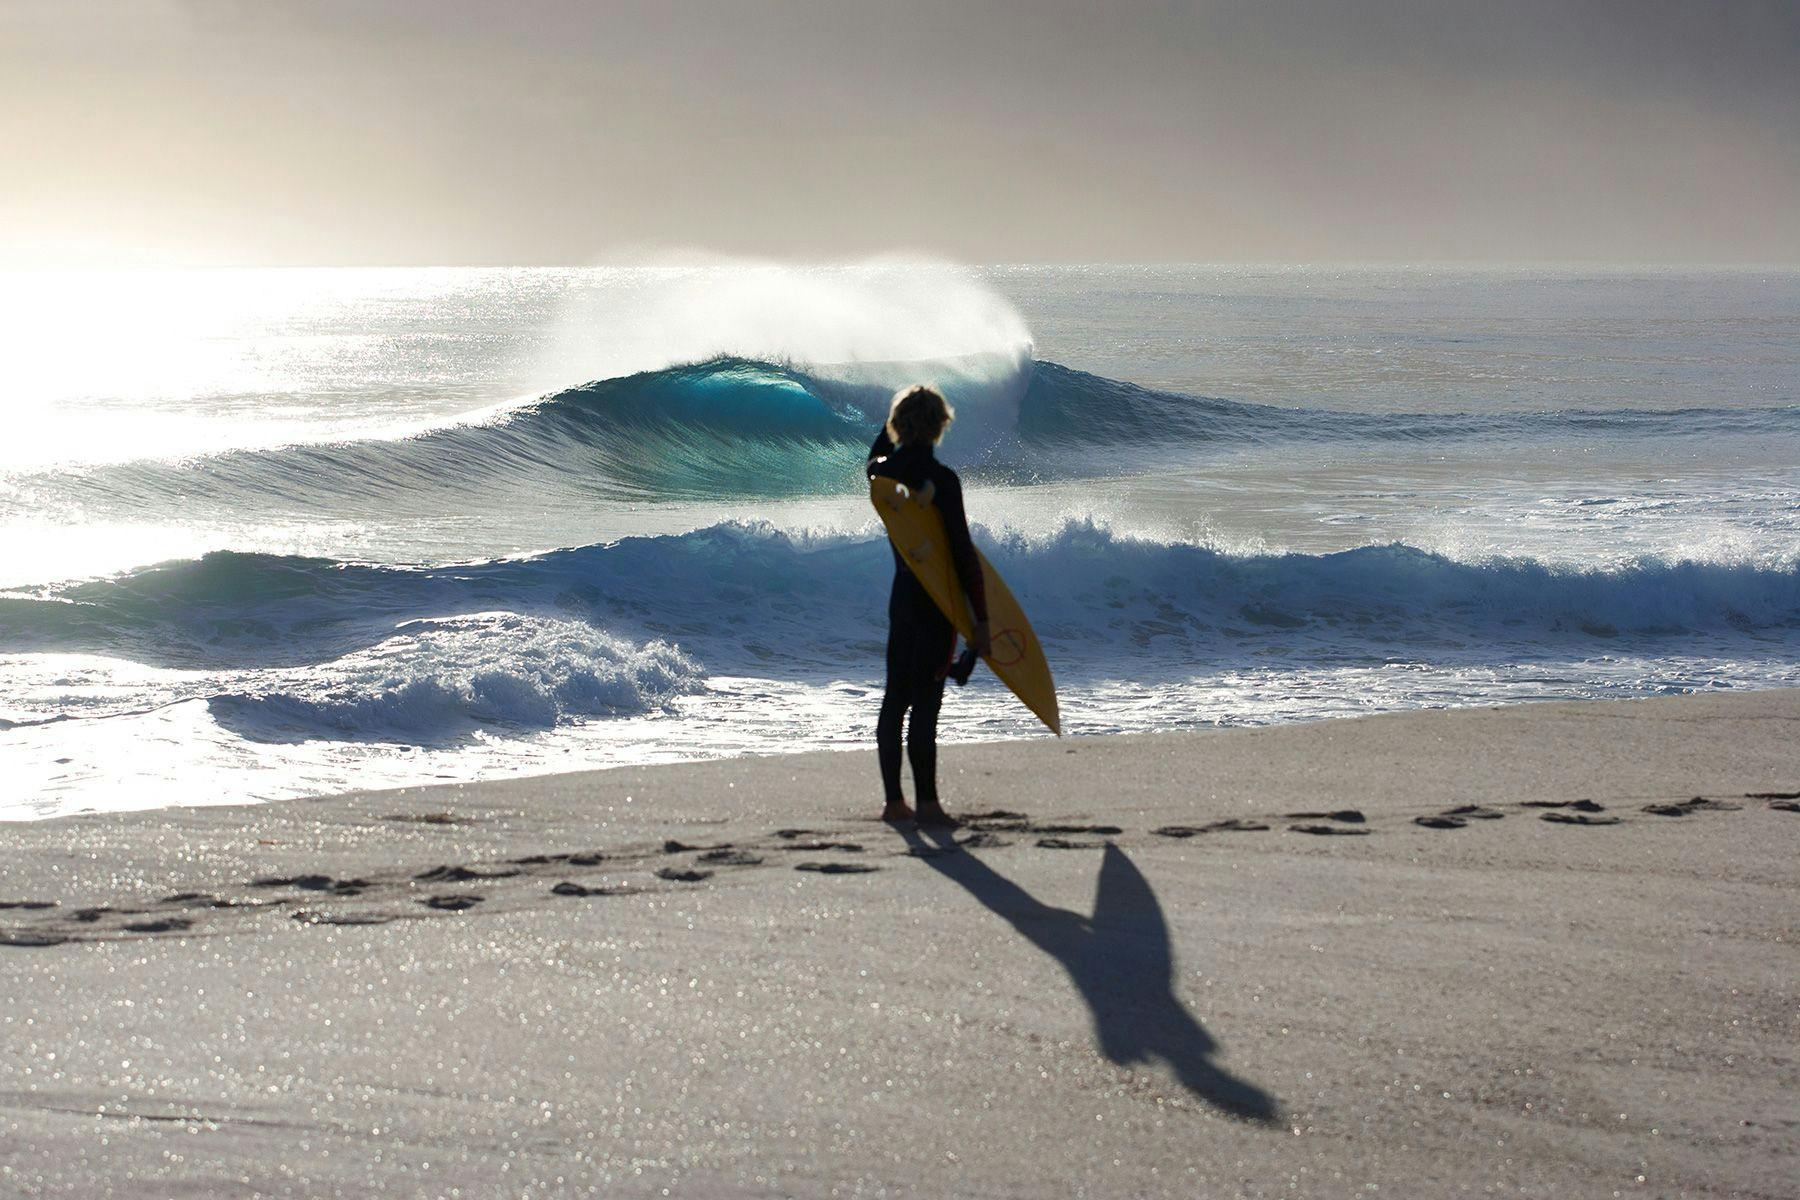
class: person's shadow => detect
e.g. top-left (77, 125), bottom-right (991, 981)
top-left (900, 827), bottom-right (1280, 1124)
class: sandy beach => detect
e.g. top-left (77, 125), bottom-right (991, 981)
top-left (2, 690), bottom-right (1797, 1198)
top-left (11, 3), bottom-right (1800, 1195)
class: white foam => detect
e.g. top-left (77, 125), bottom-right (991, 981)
top-left (209, 613), bottom-right (705, 741)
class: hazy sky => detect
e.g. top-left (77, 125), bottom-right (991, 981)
top-left (5, 0), bottom-right (1797, 265)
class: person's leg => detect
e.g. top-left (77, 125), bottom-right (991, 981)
top-left (875, 612), bottom-right (914, 816)
top-left (906, 677), bottom-right (946, 809)
top-left (906, 607), bottom-right (958, 823)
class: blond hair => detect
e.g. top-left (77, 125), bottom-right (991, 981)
top-left (885, 384), bottom-right (954, 447)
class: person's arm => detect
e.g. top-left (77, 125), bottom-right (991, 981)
top-left (865, 428), bottom-right (895, 479)
top-left (935, 470), bottom-right (991, 652)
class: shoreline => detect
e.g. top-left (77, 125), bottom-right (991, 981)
top-left (3, 690), bottom-right (1797, 1196)
top-left (17, 681), bottom-right (1798, 826)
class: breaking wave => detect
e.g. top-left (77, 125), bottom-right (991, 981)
top-left (205, 613), bottom-right (703, 744)
top-left (5, 521), bottom-right (1796, 678)
top-left (47, 356), bottom-right (1800, 505)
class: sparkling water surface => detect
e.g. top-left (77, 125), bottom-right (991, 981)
top-left (3, 264), bottom-right (1797, 818)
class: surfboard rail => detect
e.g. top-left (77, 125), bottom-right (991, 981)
top-left (869, 476), bottom-right (1061, 735)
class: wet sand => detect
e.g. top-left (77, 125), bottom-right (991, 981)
top-left (2, 690), bottom-right (1797, 1197)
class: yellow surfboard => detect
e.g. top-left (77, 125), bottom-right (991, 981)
top-left (870, 476), bottom-right (1060, 735)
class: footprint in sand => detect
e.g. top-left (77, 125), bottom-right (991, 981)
top-left (1643, 796), bottom-right (1742, 816)
top-left (72, 906), bottom-right (129, 923)
top-left (381, 812), bottom-right (474, 827)
top-left (1541, 812), bottom-right (1622, 826)
top-left (1289, 823), bottom-right (1371, 836)
top-left (1522, 799), bottom-right (1605, 812)
top-left (420, 894), bottom-right (484, 911)
top-left (0, 931), bottom-right (71, 947)
top-left (654, 867), bottom-right (712, 883)
top-left (159, 892), bottom-right (241, 908)
top-left (253, 874), bottom-right (371, 895)
top-left (0, 900), bottom-right (57, 911)
top-left (1286, 809), bottom-right (1366, 824)
top-left (252, 874), bottom-right (335, 891)
top-left (122, 917), bottom-right (193, 933)
top-left (415, 864), bottom-right (519, 883)
top-left (1769, 800), bottom-right (1800, 813)
top-left (1745, 789), bottom-right (1799, 801)
top-left (795, 862), bottom-right (880, 874)
top-left (697, 849), bottom-right (762, 866)
top-left (509, 850), bottom-right (608, 867)
top-left (954, 831), bottom-right (1011, 849)
top-left (1415, 805), bottom-right (1507, 829)
top-left (550, 881), bottom-right (624, 897)
top-left (1030, 822), bottom-right (1123, 836)
top-left (1153, 819), bottom-right (1270, 837)
top-left (1037, 836), bottom-right (1103, 849)
top-left (778, 841), bottom-right (864, 853)
top-left (292, 910), bottom-right (393, 926)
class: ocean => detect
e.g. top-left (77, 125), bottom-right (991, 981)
top-left (3, 263), bottom-right (1797, 820)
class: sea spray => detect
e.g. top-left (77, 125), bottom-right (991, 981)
top-left (536, 257), bottom-right (1034, 388)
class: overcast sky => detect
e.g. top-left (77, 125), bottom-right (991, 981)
top-left (4, 0), bottom-right (1797, 266)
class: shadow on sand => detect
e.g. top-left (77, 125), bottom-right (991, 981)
top-left (901, 828), bottom-right (1280, 1123)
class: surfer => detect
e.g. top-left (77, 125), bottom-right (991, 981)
top-left (866, 385), bottom-right (990, 828)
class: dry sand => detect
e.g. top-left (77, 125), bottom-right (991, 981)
top-left (2, 690), bottom-right (1797, 1198)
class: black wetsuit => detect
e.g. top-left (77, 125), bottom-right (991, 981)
top-left (866, 431), bottom-right (988, 809)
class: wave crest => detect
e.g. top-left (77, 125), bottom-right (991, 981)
top-left (38, 355), bottom-right (1800, 507)
top-left (6, 522), bottom-right (1796, 683)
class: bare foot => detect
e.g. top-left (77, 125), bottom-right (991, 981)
top-left (880, 802), bottom-right (915, 823)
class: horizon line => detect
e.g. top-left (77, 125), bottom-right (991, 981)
top-left (4, 258), bottom-right (1799, 273)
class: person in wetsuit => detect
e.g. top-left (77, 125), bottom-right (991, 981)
top-left (866, 385), bottom-right (990, 828)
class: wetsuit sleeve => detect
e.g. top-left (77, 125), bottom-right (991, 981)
top-left (865, 429), bottom-right (895, 478)
top-left (935, 469), bottom-right (989, 624)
